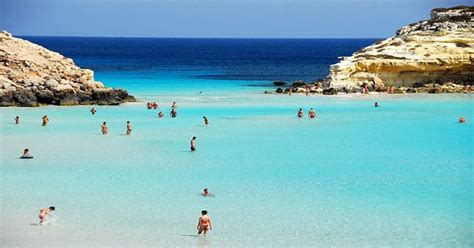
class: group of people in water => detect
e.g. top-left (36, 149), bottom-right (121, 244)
top-left (14, 99), bottom-right (468, 234)
top-left (297, 108), bottom-right (317, 119)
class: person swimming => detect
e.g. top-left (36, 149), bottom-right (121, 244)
top-left (101, 122), bottom-right (108, 135)
top-left (459, 116), bottom-right (466, 123)
top-left (39, 206), bottom-right (55, 225)
top-left (197, 210), bottom-right (212, 235)
top-left (170, 109), bottom-right (177, 118)
top-left (90, 107), bottom-right (97, 115)
top-left (297, 108), bottom-right (304, 118)
top-left (203, 116), bottom-right (209, 126)
top-left (21, 148), bottom-right (32, 158)
top-left (374, 102), bottom-right (379, 107)
top-left (202, 188), bottom-right (214, 197)
top-left (42, 115), bottom-right (49, 126)
top-left (158, 111), bottom-right (164, 118)
top-left (15, 116), bottom-right (19, 124)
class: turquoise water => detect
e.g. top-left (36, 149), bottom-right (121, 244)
top-left (1, 90), bottom-right (473, 246)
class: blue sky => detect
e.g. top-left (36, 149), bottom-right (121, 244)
top-left (0, 0), bottom-right (471, 38)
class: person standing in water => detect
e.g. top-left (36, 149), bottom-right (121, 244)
top-left (126, 121), bottom-right (132, 135)
top-left (90, 107), bottom-right (97, 115)
top-left (459, 116), bottom-right (466, 123)
top-left (101, 122), bottom-right (108, 135)
top-left (42, 115), bottom-right (49, 126)
top-left (15, 116), bottom-right (19, 124)
top-left (171, 101), bottom-right (177, 111)
top-left (297, 108), bottom-right (304, 118)
top-left (374, 102), bottom-right (379, 107)
top-left (38, 206), bottom-right (55, 225)
top-left (158, 111), bottom-right (164, 118)
top-left (197, 210), bottom-right (212, 235)
top-left (191, 136), bottom-right (196, 151)
top-left (308, 108), bottom-right (316, 119)
top-left (203, 116), bottom-right (209, 126)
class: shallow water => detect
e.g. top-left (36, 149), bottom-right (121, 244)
top-left (1, 92), bottom-right (473, 247)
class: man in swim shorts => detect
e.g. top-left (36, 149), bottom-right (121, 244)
top-left (39, 206), bottom-right (55, 225)
top-left (197, 210), bottom-right (212, 235)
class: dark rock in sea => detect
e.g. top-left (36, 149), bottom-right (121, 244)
top-left (275, 87), bottom-right (284, 93)
top-left (412, 82), bottom-right (426, 88)
top-left (273, 81), bottom-right (287, 86)
top-left (292, 80), bottom-right (306, 87)
top-left (322, 88), bottom-right (337, 95)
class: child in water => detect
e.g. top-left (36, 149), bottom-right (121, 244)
top-left (39, 206), bottom-right (55, 225)
top-left (197, 210), bottom-right (212, 235)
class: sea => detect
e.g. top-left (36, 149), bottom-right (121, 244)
top-left (0, 37), bottom-right (472, 247)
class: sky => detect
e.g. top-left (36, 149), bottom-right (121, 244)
top-left (0, 0), bottom-right (471, 38)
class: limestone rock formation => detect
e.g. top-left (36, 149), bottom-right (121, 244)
top-left (327, 6), bottom-right (474, 90)
top-left (0, 31), bottom-right (135, 106)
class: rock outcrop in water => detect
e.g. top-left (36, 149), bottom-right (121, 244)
top-left (327, 6), bottom-right (474, 90)
top-left (0, 31), bottom-right (135, 106)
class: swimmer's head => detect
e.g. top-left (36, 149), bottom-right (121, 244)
top-left (103, 122), bottom-right (106, 125)
top-left (24, 148), bottom-right (29, 153)
top-left (49, 206), bottom-right (55, 211)
top-left (201, 210), bottom-right (208, 215)
top-left (127, 121), bottom-right (130, 123)
top-left (204, 188), bottom-right (208, 193)
top-left (193, 136), bottom-right (196, 140)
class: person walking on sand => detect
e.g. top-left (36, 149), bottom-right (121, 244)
top-left (101, 122), bottom-right (108, 135)
top-left (38, 206), bottom-right (55, 225)
top-left (308, 108), bottom-right (316, 119)
top-left (191, 136), bottom-right (196, 151)
top-left (42, 115), bottom-right (49, 126)
top-left (126, 121), bottom-right (132, 135)
top-left (203, 116), bottom-right (209, 126)
top-left (297, 108), bottom-right (304, 118)
top-left (197, 210), bottom-right (212, 236)
top-left (15, 116), bottom-right (19, 124)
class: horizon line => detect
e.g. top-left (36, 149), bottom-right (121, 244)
top-left (16, 34), bottom-right (384, 40)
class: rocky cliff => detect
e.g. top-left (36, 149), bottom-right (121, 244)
top-left (0, 31), bottom-right (135, 106)
top-left (327, 6), bottom-right (474, 90)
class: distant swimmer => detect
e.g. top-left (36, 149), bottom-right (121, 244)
top-left (21, 148), bottom-right (33, 159)
top-left (39, 206), bottom-right (55, 225)
top-left (158, 111), bottom-right (164, 118)
top-left (197, 210), bottom-right (212, 236)
top-left (126, 121), bottom-right (132, 135)
top-left (202, 188), bottom-right (214, 197)
top-left (191, 136), bottom-right (196, 151)
top-left (203, 116), bottom-right (209, 126)
top-left (374, 102), bottom-right (379, 107)
top-left (297, 108), bottom-right (304, 118)
top-left (42, 115), bottom-right (49, 126)
top-left (459, 116), bottom-right (466, 123)
top-left (101, 122), bottom-right (108, 135)
top-left (15, 116), bottom-right (19, 124)
top-left (170, 109), bottom-right (177, 118)
top-left (90, 107), bottom-right (97, 115)
top-left (171, 101), bottom-right (177, 110)
top-left (308, 108), bottom-right (316, 119)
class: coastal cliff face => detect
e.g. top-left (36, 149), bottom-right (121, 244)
top-left (327, 6), bottom-right (474, 90)
top-left (0, 31), bottom-right (135, 106)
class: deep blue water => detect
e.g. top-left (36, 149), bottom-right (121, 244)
top-left (22, 37), bottom-right (376, 83)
